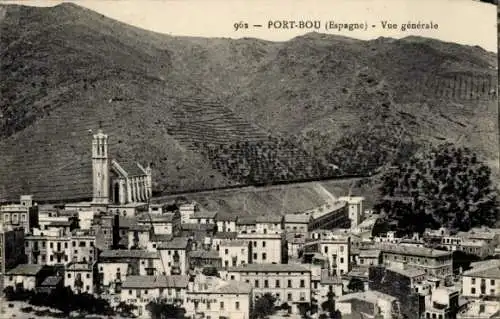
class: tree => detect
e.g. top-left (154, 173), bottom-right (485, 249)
top-left (117, 301), bottom-right (137, 317)
top-left (321, 292), bottom-right (342, 319)
top-left (374, 144), bottom-right (499, 236)
top-left (252, 293), bottom-right (277, 319)
top-left (146, 301), bottom-right (186, 319)
top-left (347, 278), bottom-right (365, 292)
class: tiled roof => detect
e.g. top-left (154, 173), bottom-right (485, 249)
top-left (66, 262), bottom-right (93, 271)
top-left (41, 276), bottom-right (62, 287)
top-left (219, 240), bottom-right (248, 247)
top-left (193, 210), bottom-right (217, 219)
top-left (227, 263), bottom-right (310, 273)
top-left (48, 221), bottom-right (74, 228)
top-left (189, 250), bottom-right (220, 259)
top-left (180, 223), bottom-right (216, 231)
top-left (157, 237), bottom-right (190, 250)
top-left (138, 214), bottom-right (175, 223)
top-left (377, 243), bottom-right (451, 258)
top-left (215, 281), bottom-right (252, 294)
top-left (214, 232), bottom-right (238, 239)
top-left (236, 216), bottom-right (256, 225)
top-left (359, 249), bottom-right (381, 258)
top-left (119, 216), bottom-right (138, 228)
top-left (337, 290), bottom-right (397, 303)
top-left (387, 266), bottom-right (426, 278)
top-left (100, 249), bottom-right (159, 259)
top-left (129, 224), bottom-right (152, 232)
top-left (215, 214), bottom-right (238, 222)
top-left (116, 161), bottom-right (146, 177)
top-left (463, 261), bottom-right (500, 279)
top-left (284, 214), bottom-right (311, 223)
top-left (150, 234), bottom-right (174, 242)
top-left (122, 275), bottom-right (189, 289)
top-left (256, 215), bottom-right (283, 223)
top-left (6, 264), bottom-right (43, 276)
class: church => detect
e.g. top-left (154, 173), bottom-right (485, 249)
top-left (92, 129), bottom-right (152, 206)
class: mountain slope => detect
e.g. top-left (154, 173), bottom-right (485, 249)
top-left (0, 3), bottom-right (497, 202)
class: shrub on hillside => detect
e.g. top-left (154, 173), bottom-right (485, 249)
top-left (374, 143), bottom-right (499, 236)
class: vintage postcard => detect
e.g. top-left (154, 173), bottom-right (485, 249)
top-left (0, 0), bottom-right (498, 318)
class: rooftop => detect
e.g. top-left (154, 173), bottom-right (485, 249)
top-left (122, 275), bottom-right (189, 289)
top-left (180, 223), bottom-right (216, 231)
top-left (66, 262), bottom-right (93, 271)
top-left (462, 260), bottom-right (500, 279)
top-left (157, 237), bottom-right (190, 250)
top-left (100, 249), bottom-right (159, 259)
top-left (193, 210), bottom-right (217, 219)
top-left (214, 280), bottom-right (252, 294)
top-left (236, 216), bottom-right (257, 225)
top-left (359, 249), bottom-right (381, 258)
top-left (189, 250), bottom-right (220, 259)
top-left (41, 276), bottom-right (62, 287)
top-left (387, 265), bottom-right (426, 278)
top-left (219, 239), bottom-right (249, 247)
top-left (377, 243), bottom-right (451, 258)
top-left (215, 214), bottom-right (238, 222)
top-left (284, 213), bottom-right (311, 224)
top-left (6, 264), bottom-right (44, 276)
top-left (214, 232), bottom-right (238, 239)
top-left (227, 263), bottom-right (310, 273)
top-left (255, 215), bottom-right (283, 223)
top-left (337, 290), bottom-right (397, 304)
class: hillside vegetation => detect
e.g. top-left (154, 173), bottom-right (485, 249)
top-left (374, 144), bottom-right (500, 235)
top-left (0, 3), bottom-right (497, 202)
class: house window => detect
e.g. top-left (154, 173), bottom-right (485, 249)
top-left (262, 241), bottom-right (266, 248)
top-left (300, 280), bottom-right (305, 288)
top-left (287, 293), bottom-right (292, 301)
top-left (50, 242), bottom-right (53, 248)
top-left (288, 280), bottom-right (292, 288)
top-left (86, 274), bottom-right (90, 279)
top-left (264, 280), bottom-right (269, 288)
top-left (235, 301), bottom-right (240, 310)
top-left (491, 280), bottom-right (495, 285)
top-left (255, 280), bottom-right (259, 288)
top-left (230, 275), bottom-right (235, 280)
top-left (129, 290), bottom-right (132, 295)
top-left (207, 302), bottom-right (211, 309)
top-left (225, 249), bottom-right (229, 255)
top-left (262, 253), bottom-right (267, 260)
top-left (276, 280), bottom-right (280, 288)
top-left (324, 246), bottom-right (328, 254)
top-left (472, 278), bottom-right (476, 284)
top-left (471, 288), bottom-right (476, 294)
top-left (253, 253), bottom-right (257, 260)
top-left (220, 302), bottom-right (224, 310)
top-left (72, 241), bottom-right (76, 247)
top-left (340, 246), bottom-right (344, 252)
top-left (67, 274), bottom-right (71, 278)
top-left (253, 241), bottom-right (257, 247)
top-left (340, 258), bottom-right (344, 263)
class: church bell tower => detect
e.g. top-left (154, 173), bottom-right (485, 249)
top-left (92, 129), bottom-right (110, 204)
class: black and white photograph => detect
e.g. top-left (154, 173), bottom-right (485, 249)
top-left (0, 0), bottom-right (498, 318)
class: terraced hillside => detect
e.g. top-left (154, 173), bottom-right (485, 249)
top-left (0, 3), bottom-right (497, 202)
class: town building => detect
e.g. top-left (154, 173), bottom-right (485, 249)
top-left (457, 300), bottom-right (500, 319)
top-left (304, 230), bottom-right (350, 276)
top-left (185, 275), bottom-right (252, 319)
top-left (120, 275), bottom-right (189, 317)
top-left (0, 225), bottom-right (25, 294)
top-left (237, 229), bottom-right (285, 264)
top-left (376, 243), bottom-right (453, 278)
top-left (157, 237), bottom-right (191, 275)
top-left (24, 229), bottom-right (97, 265)
top-left (338, 196), bottom-right (365, 228)
top-left (189, 250), bottom-right (222, 270)
top-left (65, 261), bottom-right (95, 294)
top-left (423, 287), bottom-right (460, 319)
top-left (336, 290), bottom-right (399, 319)
top-left (218, 240), bottom-right (251, 268)
top-left (215, 214), bottom-right (238, 233)
top-left (0, 195), bottom-right (39, 234)
top-left (284, 213), bottom-right (310, 234)
top-left (98, 249), bottom-right (163, 294)
top-left (4, 264), bottom-right (49, 291)
top-left (461, 259), bottom-right (500, 298)
top-left (223, 263), bottom-right (311, 314)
